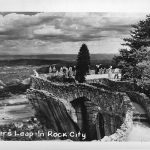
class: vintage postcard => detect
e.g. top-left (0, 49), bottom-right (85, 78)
top-left (0, 0), bottom-right (150, 149)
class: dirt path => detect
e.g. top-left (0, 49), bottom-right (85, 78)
top-left (127, 102), bottom-right (150, 141)
top-left (132, 102), bottom-right (146, 114)
top-left (86, 73), bottom-right (121, 81)
top-left (127, 122), bottom-right (150, 141)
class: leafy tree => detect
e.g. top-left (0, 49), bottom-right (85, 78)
top-left (75, 44), bottom-right (90, 83)
top-left (114, 15), bottom-right (150, 80)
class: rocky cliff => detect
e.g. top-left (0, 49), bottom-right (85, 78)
top-left (26, 75), bottom-right (134, 141)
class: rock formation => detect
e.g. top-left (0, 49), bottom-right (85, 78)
top-left (27, 74), bottom-right (134, 141)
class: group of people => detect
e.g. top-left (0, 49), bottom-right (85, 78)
top-left (108, 66), bottom-right (120, 79)
top-left (95, 64), bottom-right (107, 74)
top-left (48, 64), bottom-right (120, 80)
top-left (95, 65), bottom-right (120, 79)
top-left (49, 66), bottom-right (76, 78)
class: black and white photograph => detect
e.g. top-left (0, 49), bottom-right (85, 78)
top-left (0, 0), bottom-right (150, 149)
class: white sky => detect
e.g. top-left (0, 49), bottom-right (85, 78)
top-left (0, 0), bottom-right (149, 54)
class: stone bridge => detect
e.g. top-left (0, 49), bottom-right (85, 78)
top-left (26, 75), bottom-right (135, 141)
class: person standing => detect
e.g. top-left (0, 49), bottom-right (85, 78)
top-left (68, 67), bottom-right (73, 77)
top-left (60, 67), bottom-right (63, 75)
top-left (52, 66), bottom-right (56, 73)
top-left (72, 66), bottom-right (76, 76)
top-left (114, 68), bottom-right (120, 79)
top-left (49, 66), bottom-right (52, 73)
top-left (95, 65), bottom-right (99, 74)
top-left (108, 66), bottom-right (112, 79)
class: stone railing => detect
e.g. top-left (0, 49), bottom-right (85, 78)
top-left (30, 76), bottom-right (128, 115)
top-left (27, 89), bottom-right (80, 141)
top-left (126, 91), bottom-right (150, 122)
top-left (87, 78), bottom-right (136, 92)
top-left (101, 94), bottom-right (133, 141)
top-left (27, 75), bottom-right (134, 141)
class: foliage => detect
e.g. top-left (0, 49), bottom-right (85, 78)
top-left (47, 74), bottom-right (76, 83)
top-left (113, 15), bottom-right (150, 80)
top-left (75, 44), bottom-right (90, 83)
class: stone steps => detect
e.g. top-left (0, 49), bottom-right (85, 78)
top-left (133, 113), bottom-right (148, 122)
top-left (133, 117), bottom-right (148, 122)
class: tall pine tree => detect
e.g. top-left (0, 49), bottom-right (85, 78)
top-left (114, 15), bottom-right (150, 80)
top-left (75, 44), bottom-right (90, 83)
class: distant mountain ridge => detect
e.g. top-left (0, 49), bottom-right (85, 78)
top-left (0, 54), bottom-right (118, 67)
top-left (0, 54), bottom-right (117, 61)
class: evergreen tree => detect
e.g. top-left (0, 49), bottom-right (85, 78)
top-left (75, 44), bottom-right (90, 83)
top-left (114, 15), bottom-right (150, 80)
top-left (122, 15), bottom-right (150, 49)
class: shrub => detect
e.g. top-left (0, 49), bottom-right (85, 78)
top-left (47, 75), bottom-right (75, 83)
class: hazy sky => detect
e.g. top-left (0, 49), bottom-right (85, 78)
top-left (0, 12), bottom-right (148, 55)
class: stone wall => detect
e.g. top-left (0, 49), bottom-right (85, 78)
top-left (30, 76), bottom-right (127, 116)
top-left (27, 89), bottom-right (80, 141)
top-left (101, 95), bottom-right (133, 141)
top-left (87, 78), bottom-right (137, 92)
top-left (101, 109), bottom-right (133, 141)
top-left (27, 76), bottom-right (134, 141)
top-left (126, 91), bottom-right (150, 122)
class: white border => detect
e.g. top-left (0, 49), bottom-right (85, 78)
top-left (1, 141), bottom-right (150, 150)
top-left (0, 0), bottom-right (149, 12)
top-left (0, 0), bottom-right (150, 149)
